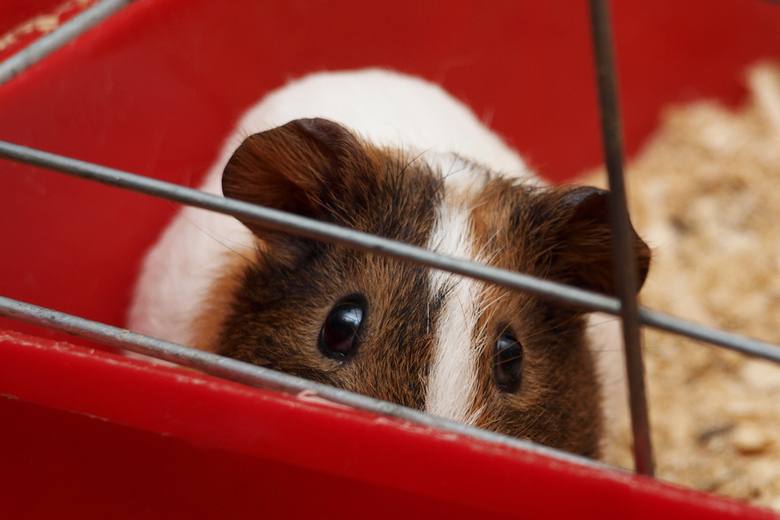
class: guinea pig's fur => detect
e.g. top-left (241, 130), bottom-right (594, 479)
top-left (128, 69), bottom-right (650, 459)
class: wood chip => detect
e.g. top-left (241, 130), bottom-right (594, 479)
top-left (732, 426), bottom-right (772, 455)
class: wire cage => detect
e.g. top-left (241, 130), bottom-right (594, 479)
top-left (1, 0), bottom-right (780, 518)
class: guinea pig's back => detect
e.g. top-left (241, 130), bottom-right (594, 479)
top-left (233, 69), bottom-right (530, 177)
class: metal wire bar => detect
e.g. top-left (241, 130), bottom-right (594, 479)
top-left (0, 0), bottom-right (135, 87)
top-left (589, 0), bottom-right (654, 476)
top-left (640, 311), bottom-right (780, 362)
top-left (3, 139), bottom-right (780, 364)
top-left (0, 294), bottom-right (612, 473)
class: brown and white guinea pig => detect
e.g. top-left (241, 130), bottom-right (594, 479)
top-left (128, 68), bottom-right (650, 459)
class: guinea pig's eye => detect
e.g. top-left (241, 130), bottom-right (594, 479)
top-left (495, 333), bottom-right (523, 393)
top-left (318, 295), bottom-right (367, 360)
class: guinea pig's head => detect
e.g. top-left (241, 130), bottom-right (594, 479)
top-left (213, 118), bottom-right (650, 459)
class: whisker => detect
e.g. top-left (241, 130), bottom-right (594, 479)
top-left (517, 311), bottom-right (582, 344)
top-left (177, 210), bottom-right (255, 263)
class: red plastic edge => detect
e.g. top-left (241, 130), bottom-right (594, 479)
top-left (1, 328), bottom-right (775, 519)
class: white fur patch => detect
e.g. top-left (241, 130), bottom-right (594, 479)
top-left (586, 312), bottom-right (629, 455)
top-left (127, 167), bottom-right (255, 347)
top-left (424, 158), bottom-right (488, 425)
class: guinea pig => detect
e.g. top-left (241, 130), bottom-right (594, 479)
top-left (127, 68), bottom-right (650, 459)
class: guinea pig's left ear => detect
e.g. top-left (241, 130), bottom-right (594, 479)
top-left (541, 186), bottom-right (650, 297)
top-left (221, 118), bottom-right (370, 238)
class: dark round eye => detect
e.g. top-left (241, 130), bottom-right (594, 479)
top-left (318, 295), bottom-right (366, 360)
top-left (495, 333), bottom-right (523, 393)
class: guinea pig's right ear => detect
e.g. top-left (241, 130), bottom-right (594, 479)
top-left (535, 186), bottom-right (651, 297)
top-left (222, 118), bottom-right (369, 246)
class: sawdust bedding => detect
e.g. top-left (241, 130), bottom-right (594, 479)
top-left (582, 63), bottom-right (780, 510)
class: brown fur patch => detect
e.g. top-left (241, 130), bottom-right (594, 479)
top-left (215, 120), bottom-right (443, 410)
top-left (461, 180), bottom-right (613, 457)
top-left (190, 250), bottom-right (256, 353)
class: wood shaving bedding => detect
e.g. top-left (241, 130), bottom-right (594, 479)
top-left (0, 0), bottom-right (99, 53)
top-left (584, 63), bottom-right (780, 510)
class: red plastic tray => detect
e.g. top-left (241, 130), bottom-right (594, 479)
top-left (2, 0), bottom-right (780, 517)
